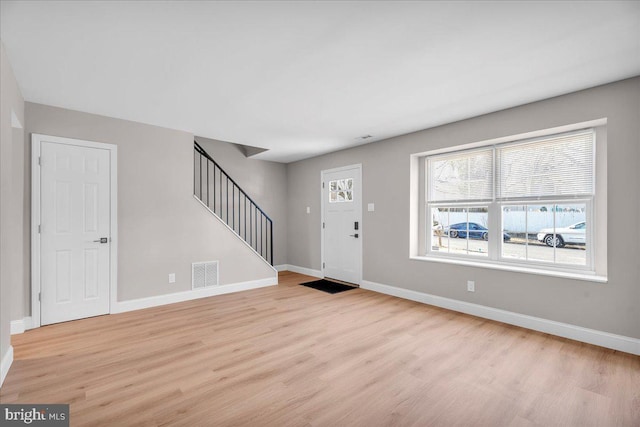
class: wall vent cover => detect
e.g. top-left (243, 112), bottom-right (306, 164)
top-left (192, 261), bottom-right (219, 289)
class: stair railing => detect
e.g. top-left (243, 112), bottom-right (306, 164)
top-left (194, 141), bottom-right (273, 265)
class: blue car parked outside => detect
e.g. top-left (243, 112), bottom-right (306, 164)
top-left (444, 222), bottom-right (511, 242)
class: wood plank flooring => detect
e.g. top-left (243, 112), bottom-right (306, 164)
top-left (1, 271), bottom-right (639, 426)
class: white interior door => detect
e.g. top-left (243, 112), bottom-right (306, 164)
top-left (322, 165), bottom-right (362, 284)
top-left (40, 140), bottom-right (111, 325)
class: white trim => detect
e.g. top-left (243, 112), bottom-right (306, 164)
top-left (112, 276), bottom-right (277, 314)
top-left (31, 137), bottom-right (40, 327)
top-left (274, 264), bottom-right (288, 272)
top-left (410, 255), bottom-right (607, 283)
top-left (31, 134), bottom-right (118, 328)
top-left (321, 163), bottom-right (363, 283)
top-left (10, 317), bottom-right (32, 335)
top-left (281, 264), bottom-right (323, 278)
top-left (361, 280), bottom-right (639, 355)
top-left (0, 346), bottom-right (13, 388)
top-left (109, 142), bottom-right (119, 316)
top-left (194, 195), bottom-right (277, 274)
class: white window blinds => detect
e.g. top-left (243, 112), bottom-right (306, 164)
top-left (428, 148), bottom-right (493, 202)
top-left (497, 130), bottom-right (594, 200)
top-left (427, 129), bottom-right (595, 203)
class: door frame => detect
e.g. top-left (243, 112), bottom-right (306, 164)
top-left (31, 134), bottom-right (118, 329)
top-left (320, 163), bottom-right (362, 284)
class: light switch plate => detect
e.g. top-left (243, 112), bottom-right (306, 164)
top-left (368, 203), bottom-right (375, 212)
top-left (169, 273), bottom-right (176, 284)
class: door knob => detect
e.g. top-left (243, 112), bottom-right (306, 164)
top-left (93, 237), bottom-right (109, 243)
top-left (349, 233), bottom-right (359, 238)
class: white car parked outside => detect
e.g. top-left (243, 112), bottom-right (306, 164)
top-left (537, 222), bottom-right (586, 248)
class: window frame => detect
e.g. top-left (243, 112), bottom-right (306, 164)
top-left (421, 127), bottom-right (601, 277)
top-left (328, 178), bottom-right (354, 203)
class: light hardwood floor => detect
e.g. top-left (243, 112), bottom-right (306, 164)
top-left (2, 271), bottom-right (639, 426)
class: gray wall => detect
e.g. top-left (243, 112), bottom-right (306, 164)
top-left (195, 136), bottom-right (288, 266)
top-left (22, 102), bottom-right (275, 311)
top-left (287, 77), bottom-right (640, 339)
top-left (1, 41), bottom-right (25, 366)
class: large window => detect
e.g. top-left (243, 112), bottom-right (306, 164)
top-left (426, 129), bottom-right (595, 272)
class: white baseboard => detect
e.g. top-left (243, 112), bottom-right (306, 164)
top-left (361, 280), bottom-right (640, 356)
top-left (1, 346), bottom-right (14, 388)
top-left (112, 276), bottom-right (278, 314)
top-left (281, 264), bottom-right (323, 278)
top-left (10, 316), bottom-right (33, 334)
top-left (274, 264), bottom-right (288, 272)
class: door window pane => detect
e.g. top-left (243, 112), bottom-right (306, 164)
top-left (329, 179), bottom-right (353, 203)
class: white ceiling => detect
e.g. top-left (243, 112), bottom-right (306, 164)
top-left (2, 1), bottom-right (639, 162)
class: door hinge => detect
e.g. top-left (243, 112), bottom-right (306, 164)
top-left (38, 292), bottom-right (41, 302)
top-left (323, 262), bottom-right (325, 269)
top-left (322, 222), bottom-right (325, 229)
top-left (322, 182), bottom-right (325, 189)
top-left (38, 224), bottom-right (41, 234)
top-left (38, 156), bottom-right (41, 166)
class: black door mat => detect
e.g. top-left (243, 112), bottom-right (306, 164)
top-left (300, 279), bottom-right (357, 294)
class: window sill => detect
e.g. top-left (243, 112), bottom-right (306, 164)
top-left (410, 255), bottom-right (608, 283)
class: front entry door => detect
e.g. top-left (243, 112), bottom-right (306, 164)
top-left (322, 165), bottom-right (362, 284)
top-left (39, 139), bottom-right (111, 325)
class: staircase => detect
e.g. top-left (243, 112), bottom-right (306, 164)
top-left (193, 141), bottom-right (273, 265)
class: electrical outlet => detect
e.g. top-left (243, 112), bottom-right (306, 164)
top-left (467, 280), bottom-right (475, 292)
top-left (169, 273), bottom-right (176, 284)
